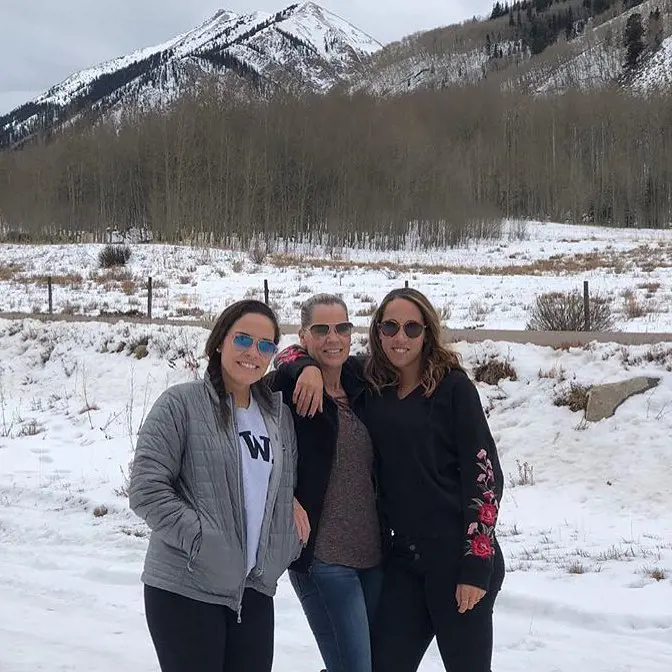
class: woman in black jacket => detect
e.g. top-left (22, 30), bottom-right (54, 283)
top-left (272, 293), bottom-right (386, 672)
top-left (277, 288), bottom-right (505, 672)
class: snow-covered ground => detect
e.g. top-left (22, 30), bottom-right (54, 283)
top-left (1, 221), bottom-right (672, 332)
top-left (0, 315), bottom-right (671, 671)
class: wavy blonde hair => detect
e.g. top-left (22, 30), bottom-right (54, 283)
top-left (365, 288), bottom-right (463, 397)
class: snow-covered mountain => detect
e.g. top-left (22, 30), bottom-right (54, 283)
top-left (356, 0), bottom-right (672, 96)
top-left (0, 2), bottom-right (381, 148)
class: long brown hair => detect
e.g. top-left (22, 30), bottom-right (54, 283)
top-left (365, 288), bottom-right (463, 397)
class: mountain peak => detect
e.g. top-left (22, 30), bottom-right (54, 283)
top-left (0, 2), bottom-right (381, 148)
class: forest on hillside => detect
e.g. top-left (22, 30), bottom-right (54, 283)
top-left (0, 80), bottom-right (670, 248)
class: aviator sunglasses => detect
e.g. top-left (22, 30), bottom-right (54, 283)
top-left (378, 319), bottom-right (426, 339)
top-left (307, 322), bottom-right (354, 338)
top-left (232, 332), bottom-right (279, 357)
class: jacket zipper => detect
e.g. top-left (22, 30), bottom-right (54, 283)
top-left (229, 395), bottom-right (248, 624)
top-left (251, 402), bottom-right (284, 580)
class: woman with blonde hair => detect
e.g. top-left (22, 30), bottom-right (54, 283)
top-left (277, 287), bottom-right (504, 672)
top-left (272, 293), bottom-right (386, 672)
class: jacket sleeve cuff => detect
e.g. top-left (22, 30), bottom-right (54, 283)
top-left (458, 555), bottom-right (492, 592)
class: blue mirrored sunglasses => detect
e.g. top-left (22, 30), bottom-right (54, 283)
top-left (232, 333), bottom-right (278, 357)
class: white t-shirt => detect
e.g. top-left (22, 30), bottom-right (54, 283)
top-left (235, 396), bottom-right (274, 575)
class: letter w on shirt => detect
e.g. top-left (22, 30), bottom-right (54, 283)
top-left (240, 431), bottom-right (271, 462)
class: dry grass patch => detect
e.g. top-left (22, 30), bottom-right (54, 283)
top-left (469, 299), bottom-right (491, 321)
top-left (621, 345), bottom-right (672, 371)
top-left (93, 505), bottom-right (109, 518)
top-left (17, 419), bottom-right (44, 437)
top-left (566, 560), bottom-right (588, 574)
top-left (551, 340), bottom-right (587, 351)
top-left (637, 281), bottom-right (661, 295)
top-left (93, 268), bottom-right (135, 292)
top-left (538, 365), bottom-right (567, 381)
top-left (61, 301), bottom-right (81, 315)
top-left (644, 566), bottom-right (667, 581)
top-left (28, 273), bottom-right (83, 288)
top-left (508, 460), bottom-right (535, 487)
top-left (175, 307), bottom-right (205, 318)
top-left (0, 263), bottom-right (23, 281)
top-left (621, 289), bottom-right (648, 319)
top-left (121, 279), bottom-right (137, 295)
top-left (266, 247), bottom-right (652, 277)
top-left (355, 302), bottom-right (378, 317)
top-left (474, 356), bottom-right (517, 385)
top-left (553, 383), bottom-right (591, 412)
top-left (437, 303), bottom-right (452, 322)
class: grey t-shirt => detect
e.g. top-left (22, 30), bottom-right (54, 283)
top-left (236, 396), bottom-right (274, 575)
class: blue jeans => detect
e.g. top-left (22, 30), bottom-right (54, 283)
top-left (290, 560), bottom-right (383, 672)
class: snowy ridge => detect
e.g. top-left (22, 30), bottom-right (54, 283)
top-left (358, 0), bottom-right (672, 96)
top-left (632, 34), bottom-right (672, 91)
top-left (516, 0), bottom-right (672, 94)
top-left (0, 2), bottom-right (382, 148)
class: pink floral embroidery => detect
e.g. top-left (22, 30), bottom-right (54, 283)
top-left (464, 448), bottom-right (499, 560)
top-left (470, 534), bottom-right (493, 559)
top-left (274, 345), bottom-right (306, 367)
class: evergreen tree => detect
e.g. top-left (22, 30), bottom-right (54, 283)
top-left (647, 8), bottom-right (664, 51)
top-left (624, 13), bottom-right (644, 69)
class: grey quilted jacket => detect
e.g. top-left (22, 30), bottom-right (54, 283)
top-left (129, 374), bottom-right (301, 616)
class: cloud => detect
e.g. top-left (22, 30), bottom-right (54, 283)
top-left (0, 0), bottom-right (494, 110)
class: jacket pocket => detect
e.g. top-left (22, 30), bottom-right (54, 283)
top-left (189, 527), bottom-right (245, 596)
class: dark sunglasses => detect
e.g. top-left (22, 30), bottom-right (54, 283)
top-left (378, 319), bottom-right (426, 339)
top-left (308, 322), bottom-right (353, 338)
top-left (232, 332), bottom-right (278, 357)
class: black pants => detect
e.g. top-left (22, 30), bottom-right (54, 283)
top-left (144, 585), bottom-right (274, 672)
top-left (371, 536), bottom-right (505, 672)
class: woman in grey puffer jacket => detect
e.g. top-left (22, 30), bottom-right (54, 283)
top-left (129, 300), bottom-right (309, 672)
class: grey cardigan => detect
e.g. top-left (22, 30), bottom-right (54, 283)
top-left (129, 374), bottom-right (301, 616)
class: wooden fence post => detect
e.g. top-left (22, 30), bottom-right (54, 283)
top-left (264, 279), bottom-right (269, 306)
top-left (583, 280), bottom-right (590, 332)
top-left (147, 276), bottom-right (153, 320)
top-left (48, 276), bottom-right (53, 314)
top-left (405, 280), bottom-right (409, 288)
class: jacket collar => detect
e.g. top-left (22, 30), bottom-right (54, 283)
top-left (204, 370), bottom-right (283, 417)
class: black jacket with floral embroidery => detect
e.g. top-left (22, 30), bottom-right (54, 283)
top-left (274, 347), bottom-right (503, 591)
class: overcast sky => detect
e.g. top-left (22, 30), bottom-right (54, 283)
top-left (0, 0), bottom-right (494, 114)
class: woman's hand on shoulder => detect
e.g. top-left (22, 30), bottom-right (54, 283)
top-left (293, 366), bottom-right (324, 417)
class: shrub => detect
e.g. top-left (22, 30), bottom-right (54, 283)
top-left (437, 303), bottom-right (452, 322)
top-left (2, 229), bottom-right (33, 243)
top-left (508, 460), bottom-right (535, 487)
top-left (468, 299), bottom-right (490, 321)
top-left (248, 242), bottom-right (268, 265)
top-left (474, 356), bottom-right (517, 386)
top-left (527, 291), bottom-right (614, 331)
top-left (99, 244), bottom-right (132, 268)
top-left (623, 293), bottom-right (647, 319)
top-left (356, 302), bottom-right (378, 317)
